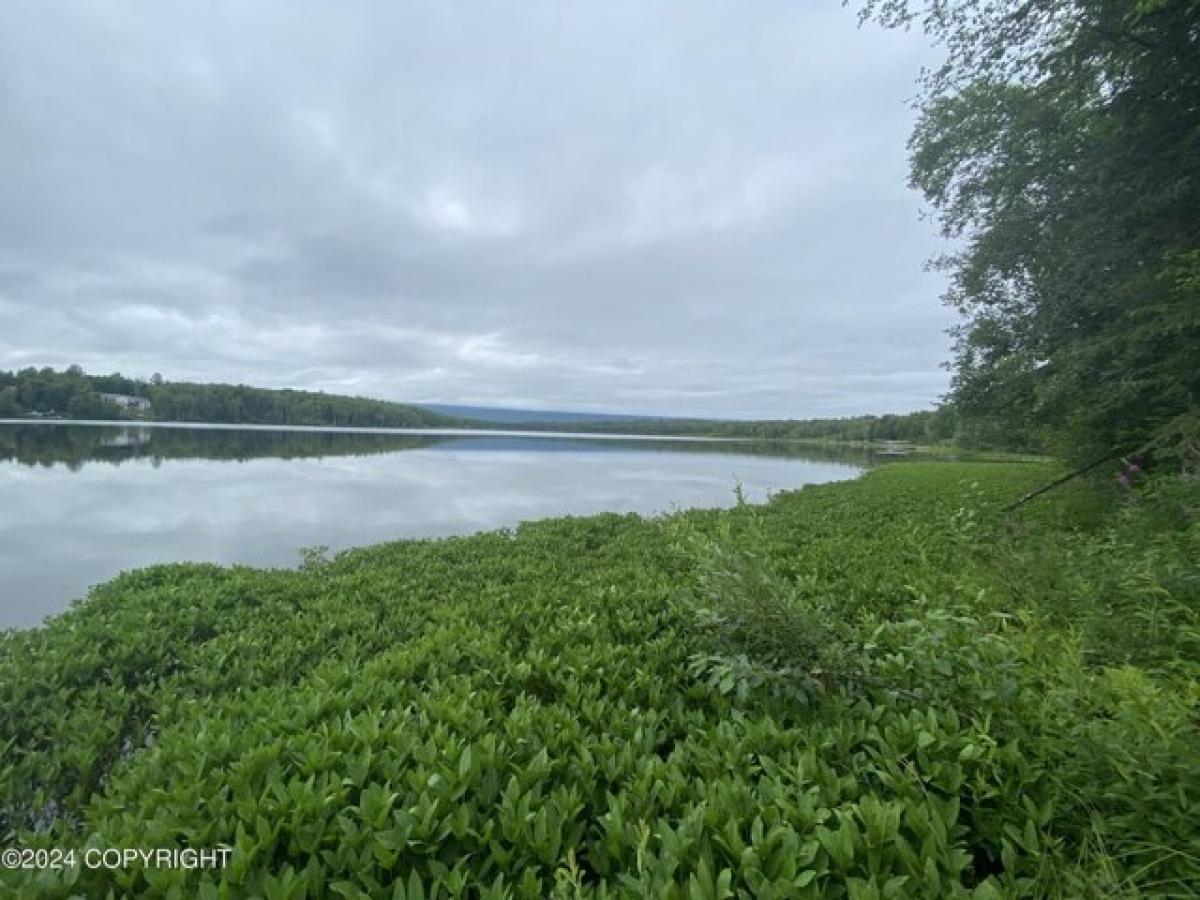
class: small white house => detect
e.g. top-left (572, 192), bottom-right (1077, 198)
top-left (99, 393), bottom-right (152, 412)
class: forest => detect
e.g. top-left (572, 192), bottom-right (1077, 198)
top-left (860, 0), bottom-right (1199, 463)
top-left (0, 367), bottom-right (460, 430)
top-left (506, 408), bottom-right (971, 448)
top-left (0, 366), bottom-right (1000, 451)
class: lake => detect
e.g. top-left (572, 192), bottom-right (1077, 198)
top-left (0, 421), bottom-right (874, 628)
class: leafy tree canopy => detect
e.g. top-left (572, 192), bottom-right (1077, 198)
top-left (0, 367), bottom-right (460, 429)
top-left (859, 0), bottom-right (1200, 459)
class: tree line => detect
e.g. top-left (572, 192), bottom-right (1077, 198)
top-left (503, 407), bottom-right (997, 447)
top-left (860, 0), bottom-right (1199, 461)
top-left (2, 366), bottom-right (1025, 449)
top-left (0, 367), bottom-right (461, 429)
top-left (1, 365), bottom-right (1038, 450)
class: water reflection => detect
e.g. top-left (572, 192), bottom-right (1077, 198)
top-left (0, 422), bottom-right (447, 469)
top-left (0, 422), bottom-right (874, 628)
top-left (0, 422), bottom-right (879, 468)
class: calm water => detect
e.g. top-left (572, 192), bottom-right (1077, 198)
top-left (0, 421), bottom-right (873, 628)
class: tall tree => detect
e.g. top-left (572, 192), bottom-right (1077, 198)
top-left (860, 0), bottom-right (1200, 458)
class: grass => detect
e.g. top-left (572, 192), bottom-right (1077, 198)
top-left (1, 461), bottom-right (1197, 898)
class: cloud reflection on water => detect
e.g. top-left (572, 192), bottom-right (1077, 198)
top-left (0, 423), bottom-right (867, 627)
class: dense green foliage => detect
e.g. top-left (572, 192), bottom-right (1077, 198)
top-left (0, 367), bottom-right (460, 430)
top-left (142, 382), bottom-right (456, 430)
top-left (2, 463), bottom-right (1196, 897)
top-left (0, 367), bottom-right (128, 420)
top-left (860, 0), bottom-right (1200, 457)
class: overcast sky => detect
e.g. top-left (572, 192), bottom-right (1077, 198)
top-left (0, 1), bottom-right (951, 419)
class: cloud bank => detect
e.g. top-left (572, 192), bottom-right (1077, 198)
top-left (0, 1), bottom-right (951, 417)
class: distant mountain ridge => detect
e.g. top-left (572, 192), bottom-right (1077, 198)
top-left (420, 404), bottom-right (669, 425)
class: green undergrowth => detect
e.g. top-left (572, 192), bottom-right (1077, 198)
top-left (2, 462), bottom-right (1197, 898)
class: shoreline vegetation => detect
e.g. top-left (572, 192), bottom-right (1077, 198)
top-left (3, 460), bottom-right (1197, 896)
top-left (0, 366), bottom-right (1015, 453)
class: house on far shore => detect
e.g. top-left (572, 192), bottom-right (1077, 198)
top-left (99, 393), bottom-right (152, 413)
top-left (877, 440), bottom-right (912, 457)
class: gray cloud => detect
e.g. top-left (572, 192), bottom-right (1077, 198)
top-left (0, 0), bottom-right (950, 417)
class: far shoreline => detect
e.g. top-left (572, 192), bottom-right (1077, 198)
top-left (0, 417), bottom-right (755, 444)
top-left (0, 418), bottom-right (1052, 461)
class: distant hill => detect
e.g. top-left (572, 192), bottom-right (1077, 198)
top-left (421, 404), bottom-right (661, 425)
top-left (3, 368), bottom-right (964, 447)
top-left (0, 366), bottom-right (464, 430)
